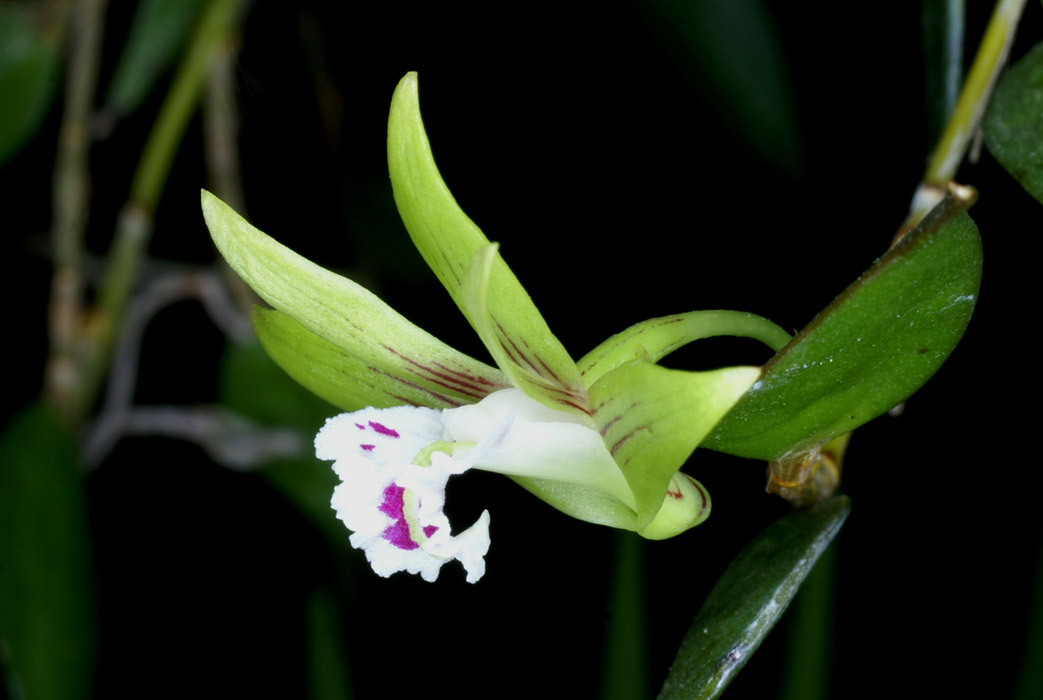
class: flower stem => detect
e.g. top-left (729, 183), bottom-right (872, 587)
top-left (899, 0), bottom-right (1027, 239)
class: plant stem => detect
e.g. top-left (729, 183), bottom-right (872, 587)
top-left (900, 0), bottom-right (1027, 238)
top-left (44, 0), bottom-right (107, 423)
top-left (76, 0), bottom-right (244, 419)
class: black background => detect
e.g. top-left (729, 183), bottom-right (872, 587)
top-left (4, 2), bottom-right (1041, 698)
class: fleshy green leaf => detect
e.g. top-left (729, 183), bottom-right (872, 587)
top-left (202, 190), bottom-right (508, 410)
top-left (706, 192), bottom-right (982, 460)
top-left (984, 40), bottom-right (1043, 204)
top-left (460, 243), bottom-right (590, 418)
top-left (0, 6), bottom-right (59, 166)
top-left (101, 0), bottom-right (207, 120)
top-left (0, 404), bottom-right (95, 700)
top-left (589, 361), bottom-right (760, 532)
top-left (387, 73), bottom-right (587, 415)
top-left (578, 310), bottom-right (791, 389)
top-left (658, 495), bottom-right (851, 700)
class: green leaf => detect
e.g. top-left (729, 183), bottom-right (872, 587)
top-left (706, 193), bottom-right (982, 460)
top-left (0, 6), bottom-right (59, 166)
top-left (657, 495), bottom-right (851, 700)
top-left (640, 0), bottom-right (801, 175)
top-left (984, 40), bottom-right (1043, 204)
top-left (387, 73), bottom-right (587, 415)
top-left (0, 404), bottom-right (95, 700)
top-left (589, 361), bottom-right (759, 534)
top-left (578, 310), bottom-right (791, 389)
top-left (202, 190), bottom-right (509, 410)
top-left (101, 0), bottom-right (207, 119)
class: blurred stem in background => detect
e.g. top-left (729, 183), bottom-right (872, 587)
top-left (43, 0), bottom-right (245, 426)
top-left (45, 0), bottom-right (107, 425)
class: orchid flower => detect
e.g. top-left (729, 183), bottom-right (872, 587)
top-left (202, 73), bottom-right (791, 582)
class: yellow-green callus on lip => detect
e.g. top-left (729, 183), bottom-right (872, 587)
top-left (201, 71), bottom-right (791, 580)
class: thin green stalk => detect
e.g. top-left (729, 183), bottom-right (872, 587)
top-left (602, 531), bottom-right (649, 700)
top-left (901, 0), bottom-right (1027, 236)
top-left (76, 0), bottom-right (244, 418)
top-left (778, 540), bottom-right (837, 700)
top-left (44, 0), bottom-right (107, 422)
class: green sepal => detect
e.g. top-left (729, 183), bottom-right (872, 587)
top-left (202, 190), bottom-right (508, 409)
top-left (252, 307), bottom-right (492, 411)
top-left (578, 310), bottom-right (791, 389)
top-left (461, 242), bottom-right (590, 418)
top-left (589, 361), bottom-right (760, 531)
top-left (984, 40), bottom-right (1043, 204)
top-left (387, 73), bottom-right (587, 414)
top-left (706, 193), bottom-right (982, 460)
top-left (659, 495), bottom-right (851, 700)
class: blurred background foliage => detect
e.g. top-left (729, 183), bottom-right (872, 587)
top-left (1, 1), bottom-right (1041, 698)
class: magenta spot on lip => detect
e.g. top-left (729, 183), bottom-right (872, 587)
top-left (423, 525), bottom-right (439, 538)
top-left (360, 444), bottom-right (375, 452)
top-left (368, 421), bottom-right (400, 438)
top-left (378, 484), bottom-right (421, 550)
top-left (355, 423), bottom-right (365, 430)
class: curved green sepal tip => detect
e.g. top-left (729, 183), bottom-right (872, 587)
top-left (201, 190), bottom-right (508, 409)
top-left (659, 495), bottom-right (851, 700)
top-left (387, 73), bottom-right (587, 415)
top-left (984, 40), bottom-right (1043, 204)
top-left (706, 194), bottom-right (982, 461)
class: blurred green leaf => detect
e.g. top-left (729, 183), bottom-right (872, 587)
top-left (0, 6), bottom-right (59, 166)
top-left (922, 0), bottom-right (965, 146)
top-left (657, 496), bottom-right (850, 700)
top-left (639, 0), bottom-right (800, 175)
top-left (706, 193), bottom-right (982, 460)
top-left (0, 404), bottom-right (95, 700)
top-left (984, 40), bottom-right (1043, 204)
top-left (101, 0), bottom-right (207, 120)
top-left (219, 342), bottom-right (348, 548)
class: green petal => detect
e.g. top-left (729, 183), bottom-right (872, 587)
top-left (589, 361), bottom-right (760, 531)
top-left (461, 243), bottom-right (591, 417)
top-left (202, 190), bottom-right (508, 408)
top-left (578, 310), bottom-right (791, 389)
top-left (387, 73), bottom-right (587, 414)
